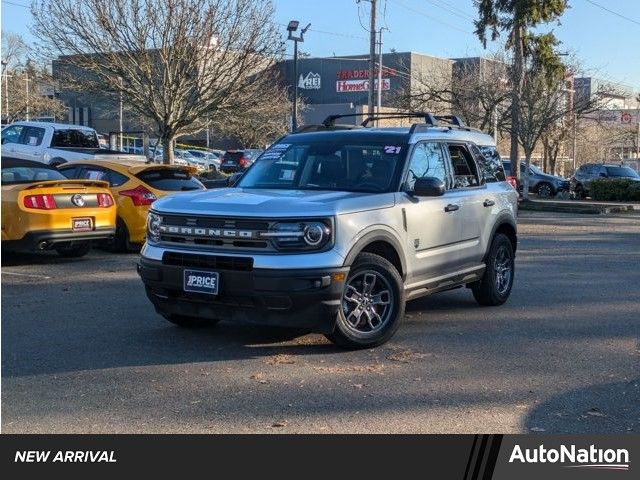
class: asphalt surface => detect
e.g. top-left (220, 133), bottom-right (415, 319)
top-left (2, 211), bottom-right (639, 433)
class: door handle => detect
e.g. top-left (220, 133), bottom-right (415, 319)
top-left (483, 199), bottom-right (495, 207)
top-left (444, 204), bottom-right (459, 212)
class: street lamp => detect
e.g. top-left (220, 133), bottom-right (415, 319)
top-left (287, 20), bottom-right (310, 132)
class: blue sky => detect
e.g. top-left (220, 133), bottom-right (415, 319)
top-left (2, 0), bottom-right (639, 90)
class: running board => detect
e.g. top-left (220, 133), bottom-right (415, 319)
top-left (405, 265), bottom-right (485, 301)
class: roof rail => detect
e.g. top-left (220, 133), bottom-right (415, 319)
top-left (359, 111), bottom-right (439, 127)
top-left (433, 115), bottom-right (465, 127)
top-left (293, 123), bottom-right (361, 133)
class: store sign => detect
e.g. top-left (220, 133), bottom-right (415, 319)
top-left (336, 78), bottom-right (391, 93)
top-left (298, 72), bottom-right (321, 90)
top-left (336, 67), bottom-right (396, 80)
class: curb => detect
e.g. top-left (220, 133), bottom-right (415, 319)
top-left (518, 201), bottom-right (636, 215)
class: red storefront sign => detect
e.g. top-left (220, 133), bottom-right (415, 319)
top-left (336, 78), bottom-right (391, 93)
top-left (336, 67), bottom-right (396, 80)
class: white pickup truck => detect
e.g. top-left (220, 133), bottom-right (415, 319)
top-left (1, 121), bottom-right (144, 166)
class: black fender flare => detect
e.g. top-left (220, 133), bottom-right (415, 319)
top-left (342, 229), bottom-right (407, 280)
top-left (485, 212), bottom-right (518, 260)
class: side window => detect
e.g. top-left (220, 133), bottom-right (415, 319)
top-left (405, 142), bottom-right (448, 191)
top-left (105, 169), bottom-right (129, 187)
top-left (1, 125), bottom-right (24, 144)
top-left (79, 167), bottom-right (109, 182)
top-left (58, 166), bottom-right (81, 178)
top-left (448, 144), bottom-right (480, 188)
top-left (21, 127), bottom-right (46, 147)
top-left (475, 146), bottom-right (506, 182)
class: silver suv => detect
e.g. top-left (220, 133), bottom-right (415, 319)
top-left (137, 113), bottom-right (518, 348)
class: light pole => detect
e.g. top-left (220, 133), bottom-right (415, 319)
top-left (24, 71), bottom-right (30, 121)
top-left (287, 20), bottom-right (310, 132)
top-left (1, 60), bottom-right (9, 123)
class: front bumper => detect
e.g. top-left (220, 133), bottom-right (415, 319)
top-left (137, 256), bottom-right (349, 333)
top-left (3, 227), bottom-right (116, 251)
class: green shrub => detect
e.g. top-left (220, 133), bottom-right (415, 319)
top-left (589, 178), bottom-right (640, 201)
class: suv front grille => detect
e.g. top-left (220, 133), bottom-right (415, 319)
top-left (157, 214), bottom-right (275, 252)
top-left (162, 252), bottom-right (254, 271)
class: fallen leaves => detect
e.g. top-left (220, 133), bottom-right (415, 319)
top-left (312, 363), bottom-right (385, 374)
top-left (250, 372), bottom-right (268, 384)
top-left (386, 348), bottom-right (430, 363)
top-left (265, 354), bottom-right (296, 365)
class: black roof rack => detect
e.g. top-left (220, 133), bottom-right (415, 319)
top-left (293, 123), bottom-right (361, 133)
top-left (293, 112), bottom-right (471, 135)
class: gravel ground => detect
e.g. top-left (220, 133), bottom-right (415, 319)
top-left (2, 211), bottom-right (639, 433)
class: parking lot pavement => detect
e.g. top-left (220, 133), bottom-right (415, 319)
top-left (2, 211), bottom-right (639, 434)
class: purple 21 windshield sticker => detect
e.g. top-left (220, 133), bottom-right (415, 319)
top-left (384, 146), bottom-right (401, 154)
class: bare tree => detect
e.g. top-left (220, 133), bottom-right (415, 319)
top-left (1, 32), bottom-right (66, 122)
top-left (32, 0), bottom-right (287, 164)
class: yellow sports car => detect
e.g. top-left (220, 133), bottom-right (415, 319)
top-left (58, 160), bottom-right (205, 251)
top-left (1, 157), bottom-right (116, 257)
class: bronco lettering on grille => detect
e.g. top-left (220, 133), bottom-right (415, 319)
top-left (160, 225), bottom-right (254, 239)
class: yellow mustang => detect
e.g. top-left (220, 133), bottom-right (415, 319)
top-left (57, 160), bottom-right (205, 251)
top-left (1, 157), bottom-right (116, 257)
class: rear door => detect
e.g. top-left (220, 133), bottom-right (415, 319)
top-left (441, 142), bottom-right (487, 269)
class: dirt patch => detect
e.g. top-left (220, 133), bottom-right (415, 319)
top-left (265, 354), bottom-right (296, 365)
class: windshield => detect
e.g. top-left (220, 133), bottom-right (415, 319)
top-left (237, 139), bottom-right (408, 193)
top-left (529, 164), bottom-right (543, 174)
top-left (605, 166), bottom-right (639, 178)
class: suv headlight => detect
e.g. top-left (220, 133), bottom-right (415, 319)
top-left (147, 211), bottom-right (161, 243)
top-left (264, 220), bottom-right (332, 251)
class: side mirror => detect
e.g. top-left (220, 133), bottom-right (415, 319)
top-left (413, 177), bottom-right (445, 197)
top-left (1, 137), bottom-right (7, 145)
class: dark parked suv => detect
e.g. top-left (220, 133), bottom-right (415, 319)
top-left (502, 161), bottom-right (569, 198)
top-left (571, 163), bottom-right (640, 199)
top-left (220, 149), bottom-right (263, 174)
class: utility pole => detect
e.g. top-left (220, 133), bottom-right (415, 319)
top-left (24, 72), bottom-right (30, 121)
top-left (572, 112), bottom-right (578, 172)
top-left (119, 77), bottom-right (123, 151)
top-left (368, 0), bottom-right (377, 118)
top-left (636, 121), bottom-right (639, 160)
top-left (493, 106), bottom-right (498, 144)
top-left (376, 28), bottom-right (384, 125)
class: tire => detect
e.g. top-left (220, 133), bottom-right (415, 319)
top-left (162, 314), bottom-right (220, 328)
top-left (536, 182), bottom-right (554, 198)
top-left (573, 184), bottom-right (585, 200)
top-left (55, 241), bottom-right (91, 258)
top-left (106, 217), bottom-right (130, 252)
top-left (472, 233), bottom-right (515, 306)
top-left (325, 252), bottom-right (405, 349)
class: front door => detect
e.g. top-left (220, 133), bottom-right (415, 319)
top-left (397, 141), bottom-right (461, 281)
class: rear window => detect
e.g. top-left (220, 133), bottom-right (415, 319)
top-left (52, 129), bottom-right (99, 148)
top-left (1, 166), bottom-right (66, 184)
top-left (135, 169), bottom-right (205, 191)
top-left (223, 152), bottom-right (244, 163)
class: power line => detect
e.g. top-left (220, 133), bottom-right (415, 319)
top-left (2, 0), bottom-right (30, 8)
top-left (388, 0), bottom-right (473, 35)
top-left (422, 0), bottom-right (474, 21)
top-left (583, 0), bottom-right (640, 27)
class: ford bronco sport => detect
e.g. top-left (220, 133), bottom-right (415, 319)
top-left (138, 113), bottom-right (518, 348)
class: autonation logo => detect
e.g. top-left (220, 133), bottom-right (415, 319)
top-left (509, 444), bottom-right (630, 471)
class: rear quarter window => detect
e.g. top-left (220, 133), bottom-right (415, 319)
top-left (476, 146), bottom-right (506, 182)
top-left (135, 169), bottom-right (204, 191)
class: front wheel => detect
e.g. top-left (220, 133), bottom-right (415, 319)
top-left (325, 252), bottom-right (405, 349)
top-left (55, 242), bottom-right (91, 258)
top-left (472, 233), bottom-right (515, 306)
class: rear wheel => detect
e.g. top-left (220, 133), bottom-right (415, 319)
top-left (106, 217), bottom-right (130, 252)
top-left (325, 252), bottom-right (405, 349)
top-left (55, 241), bottom-right (91, 258)
top-left (162, 314), bottom-right (220, 328)
top-left (536, 182), bottom-right (554, 198)
top-left (472, 233), bottom-right (514, 306)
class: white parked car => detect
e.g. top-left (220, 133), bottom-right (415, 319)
top-left (1, 121), bottom-right (144, 166)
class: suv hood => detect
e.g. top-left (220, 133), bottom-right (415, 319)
top-left (151, 188), bottom-right (395, 217)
